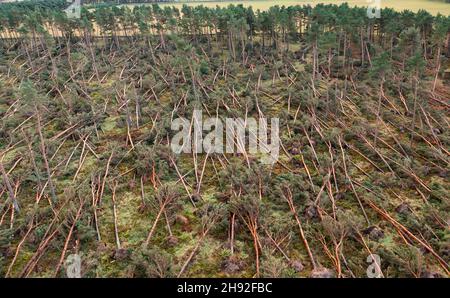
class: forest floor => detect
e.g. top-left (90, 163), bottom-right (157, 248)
top-left (0, 34), bottom-right (449, 278)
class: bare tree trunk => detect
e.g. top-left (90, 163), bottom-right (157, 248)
top-left (410, 76), bottom-right (419, 146)
top-left (433, 46), bottom-right (441, 92)
top-left (111, 182), bottom-right (121, 249)
top-left (36, 109), bottom-right (58, 203)
top-left (374, 79), bottom-right (384, 146)
top-left (0, 162), bottom-right (20, 212)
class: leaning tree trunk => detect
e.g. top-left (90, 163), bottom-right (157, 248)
top-left (36, 108), bottom-right (58, 204)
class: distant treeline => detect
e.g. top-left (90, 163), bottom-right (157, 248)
top-left (0, 0), bottom-right (67, 10)
top-left (90, 0), bottom-right (177, 3)
top-left (82, 0), bottom-right (177, 5)
top-left (0, 0), bottom-right (449, 59)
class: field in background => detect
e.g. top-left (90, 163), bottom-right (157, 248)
top-left (122, 0), bottom-right (450, 15)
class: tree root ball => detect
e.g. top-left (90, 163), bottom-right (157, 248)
top-left (310, 267), bottom-right (335, 278)
top-left (290, 260), bottom-right (304, 272)
top-left (166, 236), bottom-right (179, 247)
top-left (114, 248), bottom-right (130, 261)
top-left (221, 257), bottom-right (243, 274)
